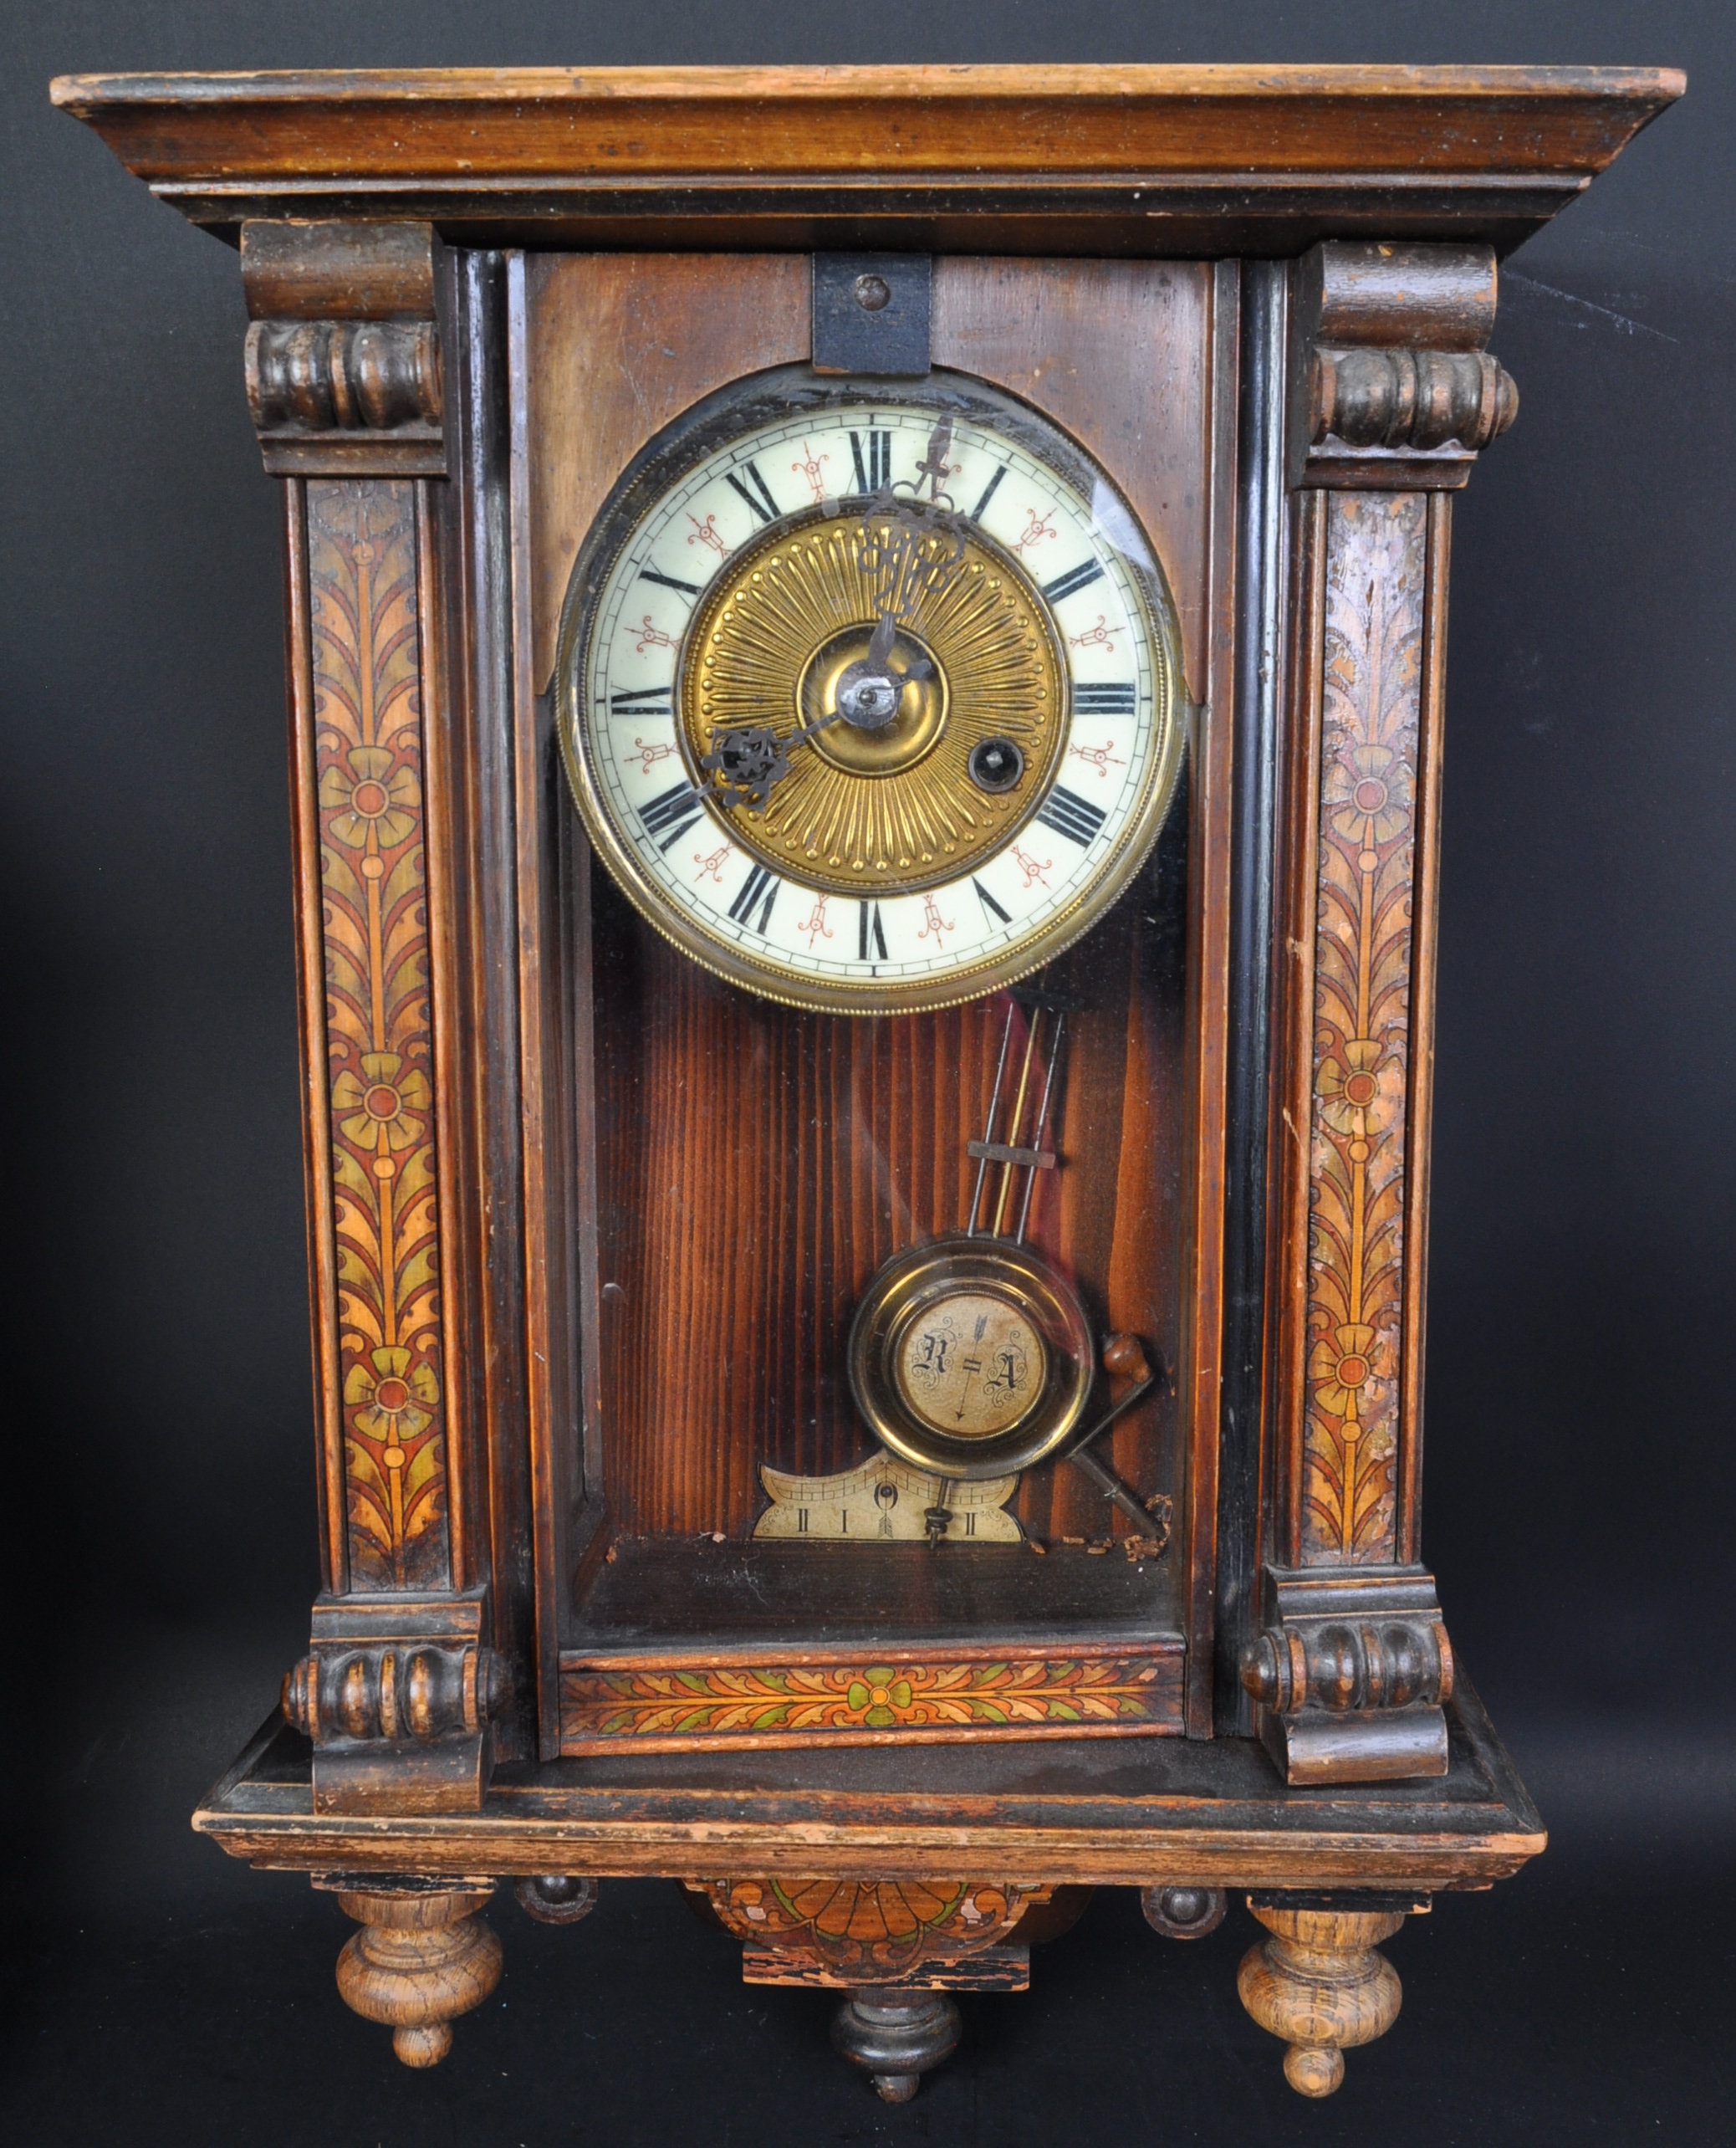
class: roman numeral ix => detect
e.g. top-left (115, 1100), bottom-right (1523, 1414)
top-left (727, 862), bottom-right (779, 934)
top-left (1034, 784), bottom-right (1108, 846)
top-left (639, 565), bottom-right (702, 596)
top-left (724, 459), bottom-right (781, 524)
top-left (1073, 682), bottom-right (1136, 714)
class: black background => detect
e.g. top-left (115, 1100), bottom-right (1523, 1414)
top-left (3, 5), bottom-right (1730, 2144)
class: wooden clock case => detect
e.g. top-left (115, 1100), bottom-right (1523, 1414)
top-left (54, 63), bottom-right (1682, 2101)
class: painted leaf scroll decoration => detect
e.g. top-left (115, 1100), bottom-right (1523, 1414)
top-left (309, 478), bottom-right (450, 1590)
top-left (1302, 494), bottom-right (1425, 1564)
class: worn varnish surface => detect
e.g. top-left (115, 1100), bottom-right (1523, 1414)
top-left (54, 67), bottom-right (1680, 192)
top-left (932, 259), bottom-right (1212, 689)
top-left (195, 1679), bottom-right (1545, 1888)
top-left (525, 254), bottom-right (809, 692)
top-left (590, 844), bottom-right (1187, 1548)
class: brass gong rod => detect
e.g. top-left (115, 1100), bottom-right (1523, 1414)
top-left (1014, 1013), bottom-right (1066, 1245)
top-left (990, 1010), bottom-right (1045, 1238)
top-left (965, 998), bottom-right (1019, 1238)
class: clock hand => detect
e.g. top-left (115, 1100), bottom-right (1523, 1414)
top-left (700, 609), bottom-right (930, 809)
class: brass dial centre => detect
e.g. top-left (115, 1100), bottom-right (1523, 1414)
top-left (682, 509), bottom-right (1067, 895)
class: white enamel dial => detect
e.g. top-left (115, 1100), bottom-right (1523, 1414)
top-left (556, 371), bottom-right (1186, 1013)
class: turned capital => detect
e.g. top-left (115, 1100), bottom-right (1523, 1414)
top-left (238, 219), bottom-right (447, 475)
top-left (1289, 239), bottom-right (1517, 490)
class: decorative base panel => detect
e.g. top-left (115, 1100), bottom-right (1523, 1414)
top-left (557, 1642), bottom-right (1185, 1755)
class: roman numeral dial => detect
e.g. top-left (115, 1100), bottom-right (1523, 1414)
top-left (559, 368), bottom-right (1186, 1015)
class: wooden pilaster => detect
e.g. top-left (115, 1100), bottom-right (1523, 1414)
top-left (248, 222), bottom-right (503, 1814)
top-left (1252, 243), bottom-right (1517, 1783)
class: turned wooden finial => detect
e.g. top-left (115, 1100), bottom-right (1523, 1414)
top-left (1101, 1332), bottom-right (1150, 1382)
top-left (332, 1885), bottom-right (502, 2067)
top-left (1237, 1904), bottom-right (1406, 2096)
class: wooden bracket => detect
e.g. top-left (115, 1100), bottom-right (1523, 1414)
top-left (811, 253), bottom-right (932, 376)
top-left (1240, 1565), bottom-right (1453, 1782)
top-left (241, 222), bottom-right (447, 474)
top-left (1288, 241), bottom-right (1517, 490)
top-left (697, 1876), bottom-right (1051, 1991)
top-left (284, 1591), bottom-right (506, 1813)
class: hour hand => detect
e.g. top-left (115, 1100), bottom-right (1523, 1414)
top-left (697, 724), bottom-right (793, 808)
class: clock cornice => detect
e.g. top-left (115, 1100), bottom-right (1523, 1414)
top-left (51, 63), bottom-right (1682, 256)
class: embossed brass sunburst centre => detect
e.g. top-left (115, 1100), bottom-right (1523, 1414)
top-left (799, 623), bottom-right (948, 777)
top-left (682, 509), bottom-right (1066, 894)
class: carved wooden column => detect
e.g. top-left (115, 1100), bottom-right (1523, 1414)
top-left (1249, 243), bottom-right (1518, 1786)
top-left (242, 218), bottom-right (509, 2061)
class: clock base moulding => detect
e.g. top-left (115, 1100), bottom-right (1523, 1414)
top-left (197, 1678), bottom-right (1542, 2098)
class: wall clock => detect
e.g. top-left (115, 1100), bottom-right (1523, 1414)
top-left (55, 61), bottom-right (1681, 2109)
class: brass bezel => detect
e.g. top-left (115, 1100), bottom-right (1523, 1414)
top-left (848, 1235), bottom-right (1094, 1479)
top-left (554, 365), bottom-right (1188, 1016)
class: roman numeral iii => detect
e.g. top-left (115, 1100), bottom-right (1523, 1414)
top-left (1073, 682), bottom-right (1136, 714)
top-left (1034, 784), bottom-right (1107, 846)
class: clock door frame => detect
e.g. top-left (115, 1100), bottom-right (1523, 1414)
top-left (498, 252), bottom-right (1240, 1757)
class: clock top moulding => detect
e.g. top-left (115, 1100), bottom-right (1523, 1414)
top-left (53, 64), bottom-right (1678, 253)
top-left (52, 61), bottom-right (1680, 2099)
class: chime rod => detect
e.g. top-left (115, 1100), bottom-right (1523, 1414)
top-left (1014, 1012), bottom-right (1066, 1245)
top-left (965, 998), bottom-right (1018, 1237)
top-left (990, 1009), bottom-right (1044, 1239)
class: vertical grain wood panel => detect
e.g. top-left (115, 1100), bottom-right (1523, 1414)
top-left (1396, 494), bottom-right (1453, 1564)
top-left (1180, 258), bottom-right (1242, 1733)
top-left (284, 479), bottom-right (349, 1593)
top-left (1272, 494), bottom-right (1328, 1568)
top-left (416, 478), bottom-right (472, 1590)
top-left (526, 253), bottom-right (811, 693)
top-left (932, 258), bottom-right (1212, 692)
